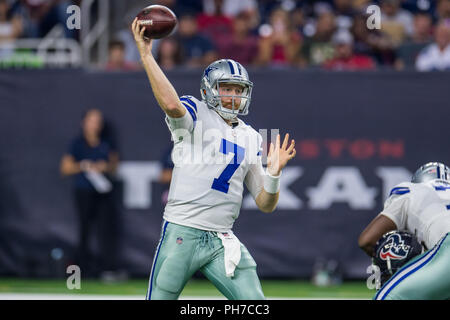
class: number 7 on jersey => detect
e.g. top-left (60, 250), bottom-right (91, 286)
top-left (211, 139), bottom-right (245, 194)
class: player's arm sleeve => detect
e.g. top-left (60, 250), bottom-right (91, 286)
top-left (164, 95), bottom-right (198, 134)
top-left (378, 185), bottom-right (411, 229)
top-left (244, 134), bottom-right (265, 200)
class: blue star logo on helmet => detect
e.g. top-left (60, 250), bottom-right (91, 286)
top-left (204, 66), bottom-right (218, 81)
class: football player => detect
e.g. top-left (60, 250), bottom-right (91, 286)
top-left (358, 162), bottom-right (450, 299)
top-left (132, 19), bottom-right (296, 300)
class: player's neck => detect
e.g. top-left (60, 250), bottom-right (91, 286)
top-left (221, 117), bottom-right (238, 128)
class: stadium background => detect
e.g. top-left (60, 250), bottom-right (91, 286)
top-left (1, 0), bottom-right (449, 299)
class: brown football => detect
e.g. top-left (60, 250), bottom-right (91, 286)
top-left (136, 5), bottom-right (177, 40)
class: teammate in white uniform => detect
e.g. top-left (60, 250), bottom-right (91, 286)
top-left (359, 162), bottom-right (450, 299)
top-left (132, 19), bottom-right (296, 300)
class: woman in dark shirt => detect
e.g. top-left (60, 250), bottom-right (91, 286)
top-left (60, 109), bottom-right (120, 278)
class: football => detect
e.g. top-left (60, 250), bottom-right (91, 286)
top-left (136, 5), bottom-right (177, 40)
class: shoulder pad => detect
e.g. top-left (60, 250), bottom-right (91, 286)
top-left (180, 95), bottom-right (198, 112)
top-left (389, 182), bottom-right (412, 196)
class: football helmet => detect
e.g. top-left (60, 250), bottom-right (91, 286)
top-left (372, 230), bottom-right (423, 286)
top-left (200, 59), bottom-right (253, 120)
top-left (411, 162), bottom-right (450, 183)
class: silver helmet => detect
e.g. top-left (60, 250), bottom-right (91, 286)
top-left (200, 59), bottom-right (253, 120)
top-left (411, 162), bottom-right (450, 183)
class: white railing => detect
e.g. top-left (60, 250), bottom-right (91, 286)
top-left (0, 0), bottom-right (109, 68)
top-left (81, 0), bottom-right (110, 68)
top-left (0, 25), bottom-right (82, 68)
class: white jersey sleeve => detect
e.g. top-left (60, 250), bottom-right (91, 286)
top-left (164, 95), bottom-right (198, 135)
top-left (244, 133), bottom-right (265, 200)
top-left (379, 182), bottom-right (412, 229)
top-left (378, 180), bottom-right (450, 248)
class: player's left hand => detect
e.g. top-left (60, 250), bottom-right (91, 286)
top-left (267, 133), bottom-right (296, 176)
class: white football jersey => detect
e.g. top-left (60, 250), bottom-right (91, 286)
top-left (380, 179), bottom-right (450, 249)
top-left (162, 95), bottom-right (265, 232)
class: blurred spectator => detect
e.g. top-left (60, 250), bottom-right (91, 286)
top-left (12, 0), bottom-right (77, 38)
top-left (0, 0), bottom-right (23, 59)
top-left (380, 0), bottom-right (415, 46)
top-left (257, 7), bottom-right (302, 67)
top-left (60, 109), bottom-right (122, 279)
top-left (333, 0), bottom-right (358, 30)
top-left (197, 0), bottom-right (233, 46)
top-left (322, 28), bottom-right (376, 70)
top-left (177, 13), bottom-right (217, 68)
top-left (415, 19), bottom-right (450, 71)
top-left (351, 13), bottom-right (396, 66)
top-left (300, 10), bottom-right (336, 67)
top-left (352, 0), bottom-right (371, 10)
top-left (115, 28), bottom-right (142, 66)
top-left (216, 11), bottom-right (259, 65)
top-left (202, 0), bottom-right (260, 29)
top-left (435, 0), bottom-right (450, 20)
top-left (156, 36), bottom-right (184, 70)
top-left (401, 0), bottom-right (434, 14)
top-left (395, 12), bottom-right (433, 70)
top-left (0, 0), bottom-right (23, 41)
top-left (202, 0), bottom-right (257, 18)
top-left (105, 40), bottom-right (140, 71)
top-left (291, 5), bottom-right (306, 35)
top-left (174, 0), bottom-right (203, 16)
top-left (153, 0), bottom-right (175, 10)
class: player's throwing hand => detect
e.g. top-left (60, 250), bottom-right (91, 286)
top-left (267, 133), bottom-right (296, 176)
top-left (132, 17), bottom-right (153, 55)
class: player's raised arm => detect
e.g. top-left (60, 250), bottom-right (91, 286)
top-left (132, 18), bottom-right (185, 119)
top-left (255, 134), bottom-right (296, 213)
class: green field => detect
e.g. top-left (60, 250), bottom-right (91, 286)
top-left (0, 278), bottom-right (374, 299)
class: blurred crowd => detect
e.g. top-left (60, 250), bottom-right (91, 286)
top-left (1, 0), bottom-right (450, 71)
top-left (0, 0), bottom-right (80, 39)
top-left (108, 0), bottom-right (450, 72)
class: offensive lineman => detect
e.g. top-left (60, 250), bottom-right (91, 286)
top-left (358, 162), bottom-right (450, 300)
top-left (132, 19), bottom-right (296, 300)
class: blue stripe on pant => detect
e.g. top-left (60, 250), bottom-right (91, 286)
top-left (146, 221), bottom-right (169, 300)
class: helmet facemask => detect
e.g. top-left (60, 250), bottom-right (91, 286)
top-left (211, 79), bottom-right (252, 120)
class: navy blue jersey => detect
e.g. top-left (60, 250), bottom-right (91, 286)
top-left (68, 135), bottom-right (112, 190)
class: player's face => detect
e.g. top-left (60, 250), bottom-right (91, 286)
top-left (218, 83), bottom-right (243, 110)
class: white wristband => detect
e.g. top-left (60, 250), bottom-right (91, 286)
top-left (264, 169), bottom-right (281, 194)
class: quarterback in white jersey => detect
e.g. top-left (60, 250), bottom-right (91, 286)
top-left (359, 162), bottom-right (450, 299)
top-left (164, 94), bottom-right (267, 232)
top-left (132, 19), bottom-right (296, 300)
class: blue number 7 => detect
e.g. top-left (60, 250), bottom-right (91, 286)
top-left (211, 139), bottom-right (245, 193)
